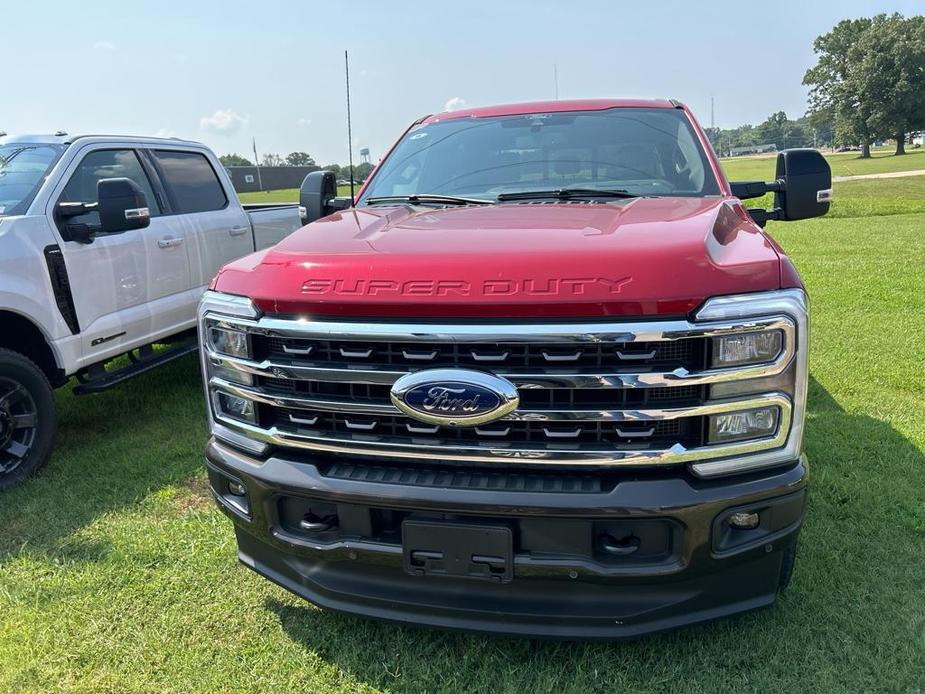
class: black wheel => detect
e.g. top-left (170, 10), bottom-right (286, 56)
top-left (0, 349), bottom-right (57, 491)
top-left (778, 542), bottom-right (798, 591)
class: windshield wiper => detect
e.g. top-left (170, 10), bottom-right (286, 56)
top-left (497, 188), bottom-right (639, 201)
top-left (365, 194), bottom-right (493, 206)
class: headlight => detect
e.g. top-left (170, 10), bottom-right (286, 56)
top-left (198, 291), bottom-right (268, 455)
top-left (208, 324), bottom-right (251, 359)
top-left (212, 391), bottom-right (257, 424)
top-left (691, 289), bottom-right (808, 478)
top-left (711, 330), bottom-right (782, 367)
top-left (708, 406), bottom-right (779, 443)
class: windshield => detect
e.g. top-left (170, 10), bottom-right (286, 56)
top-left (0, 143), bottom-right (66, 216)
top-left (359, 107), bottom-right (720, 204)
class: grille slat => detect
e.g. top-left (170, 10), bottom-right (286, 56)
top-left (258, 336), bottom-right (704, 371)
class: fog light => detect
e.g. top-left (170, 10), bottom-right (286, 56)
top-left (708, 407), bottom-right (779, 443)
top-left (209, 325), bottom-right (251, 359)
top-left (729, 511), bottom-right (760, 529)
top-left (228, 481), bottom-right (246, 496)
top-left (213, 391), bottom-right (257, 424)
top-left (711, 330), bottom-right (782, 367)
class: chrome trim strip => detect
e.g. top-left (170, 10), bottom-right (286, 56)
top-left (206, 341), bottom-right (794, 389)
top-left (211, 395), bottom-right (792, 467)
top-left (211, 377), bottom-right (788, 424)
top-left (211, 314), bottom-right (793, 345)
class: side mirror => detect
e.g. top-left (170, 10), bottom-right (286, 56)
top-left (730, 148), bottom-right (832, 226)
top-left (299, 170), bottom-right (346, 224)
top-left (774, 149), bottom-right (832, 221)
top-left (98, 177), bottom-right (150, 233)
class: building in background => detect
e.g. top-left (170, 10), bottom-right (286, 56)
top-left (225, 165), bottom-right (319, 193)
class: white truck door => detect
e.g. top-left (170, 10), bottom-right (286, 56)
top-left (50, 146), bottom-right (193, 363)
top-left (148, 149), bottom-right (253, 290)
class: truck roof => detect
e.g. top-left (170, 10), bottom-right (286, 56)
top-left (422, 98), bottom-right (682, 123)
top-left (0, 133), bottom-right (205, 147)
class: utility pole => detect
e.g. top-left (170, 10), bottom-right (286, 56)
top-left (252, 137), bottom-right (263, 192)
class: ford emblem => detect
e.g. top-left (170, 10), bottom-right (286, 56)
top-left (390, 368), bottom-right (519, 427)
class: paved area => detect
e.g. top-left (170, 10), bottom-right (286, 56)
top-left (832, 169), bottom-right (925, 182)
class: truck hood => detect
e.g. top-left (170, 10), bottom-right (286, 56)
top-left (213, 197), bottom-right (784, 318)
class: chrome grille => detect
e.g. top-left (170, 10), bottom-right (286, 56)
top-left (256, 335), bottom-right (704, 370)
top-left (200, 307), bottom-right (798, 468)
top-left (270, 408), bottom-right (694, 447)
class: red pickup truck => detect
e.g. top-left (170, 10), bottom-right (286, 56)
top-left (197, 99), bottom-right (831, 638)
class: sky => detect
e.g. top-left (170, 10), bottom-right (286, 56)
top-left (3, 0), bottom-right (922, 164)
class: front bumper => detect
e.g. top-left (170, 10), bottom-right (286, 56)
top-left (205, 438), bottom-right (806, 639)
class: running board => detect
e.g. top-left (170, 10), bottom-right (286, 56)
top-left (73, 341), bottom-right (198, 395)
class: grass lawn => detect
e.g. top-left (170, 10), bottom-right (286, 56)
top-left (720, 148), bottom-right (925, 181)
top-left (2, 178), bottom-right (924, 692)
top-left (239, 185), bottom-right (355, 204)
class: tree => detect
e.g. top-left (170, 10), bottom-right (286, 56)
top-left (804, 17), bottom-right (875, 157)
top-left (355, 162), bottom-right (374, 181)
top-left (219, 153), bottom-right (252, 167)
top-left (285, 151), bottom-right (316, 166)
top-left (260, 153), bottom-right (283, 167)
top-left (321, 164), bottom-right (342, 178)
top-left (854, 14), bottom-right (925, 155)
top-left (804, 14), bottom-right (925, 158)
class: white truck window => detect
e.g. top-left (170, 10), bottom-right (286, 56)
top-left (59, 149), bottom-right (161, 224)
top-left (153, 150), bottom-right (227, 214)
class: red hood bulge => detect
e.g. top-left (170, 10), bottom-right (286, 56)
top-left (213, 197), bottom-right (784, 319)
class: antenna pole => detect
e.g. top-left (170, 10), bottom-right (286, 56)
top-left (345, 50), bottom-right (355, 199)
top-left (554, 64), bottom-right (559, 100)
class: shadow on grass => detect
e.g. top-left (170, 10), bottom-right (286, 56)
top-left (0, 354), bottom-right (206, 558)
top-left (265, 376), bottom-right (925, 691)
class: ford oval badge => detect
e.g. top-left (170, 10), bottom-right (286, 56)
top-left (390, 368), bottom-right (519, 427)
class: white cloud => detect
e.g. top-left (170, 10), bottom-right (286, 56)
top-left (199, 109), bottom-right (249, 135)
top-left (154, 128), bottom-right (176, 139)
top-left (444, 97), bottom-right (467, 112)
top-left (297, 117), bottom-right (312, 127)
top-left (93, 41), bottom-right (116, 51)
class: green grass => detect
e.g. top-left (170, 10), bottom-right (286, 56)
top-left (239, 185), bottom-right (355, 204)
top-left (721, 148), bottom-right (925, 181)
top-left (2, 179), bottom-right (925, 692)
top-left (737, 176), bottom-right (925, 220)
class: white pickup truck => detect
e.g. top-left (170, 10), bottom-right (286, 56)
top-left (0, 133), bottom-right (302, 489)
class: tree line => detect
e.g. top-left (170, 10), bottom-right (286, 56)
top-left (219, 152), bottom-right (375, 180)
top-left (804, 12), bottom-right (925, 157)
top-left (704, 112), bottom-right (825, 157)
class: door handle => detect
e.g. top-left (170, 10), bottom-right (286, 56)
top-left (229, 225), bottom-right (248, 237)
top-left (157, 237), bottom-right (184, 249)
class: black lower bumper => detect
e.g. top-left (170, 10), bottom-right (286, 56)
top-left (205, 439), bottom-right (807, 639)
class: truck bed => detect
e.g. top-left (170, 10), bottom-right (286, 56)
top-left (243, 203), bottom-right (302, 250)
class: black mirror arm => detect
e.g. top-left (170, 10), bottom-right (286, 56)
top-left (745, 208), bottom-right (784, 228)
top-left (729, 179), bottom-right (784, 200)
top-left (57, 201), bottom-right (99, 219)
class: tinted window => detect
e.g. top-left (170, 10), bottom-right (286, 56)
top-left (154, 150), bottom-right (227, 214)
top-left (0, 143), bottom-right (65, 216)
top-left (360, 108), bottom-right (720, 201)
top-left (60, 149), bottom-right (161, 225)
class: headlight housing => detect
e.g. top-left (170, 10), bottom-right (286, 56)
top-left (208, 324), bottom-right (251, 359)
top-left (198, 291), bottom-right (267, 455)
top-left (711, 330), bottom-right (783, 367)
top-left (691, 289), bottom-right (808, 478)
top-left (708, 406), bottom-right (780, 444)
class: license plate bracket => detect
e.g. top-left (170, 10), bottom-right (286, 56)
top-left (402, 520), bottom-right (514, 583)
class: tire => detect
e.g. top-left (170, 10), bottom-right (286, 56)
top-left (0, 349), bottom-right (57, 491)
top-left (778, 541), bottom-right (798, 592)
